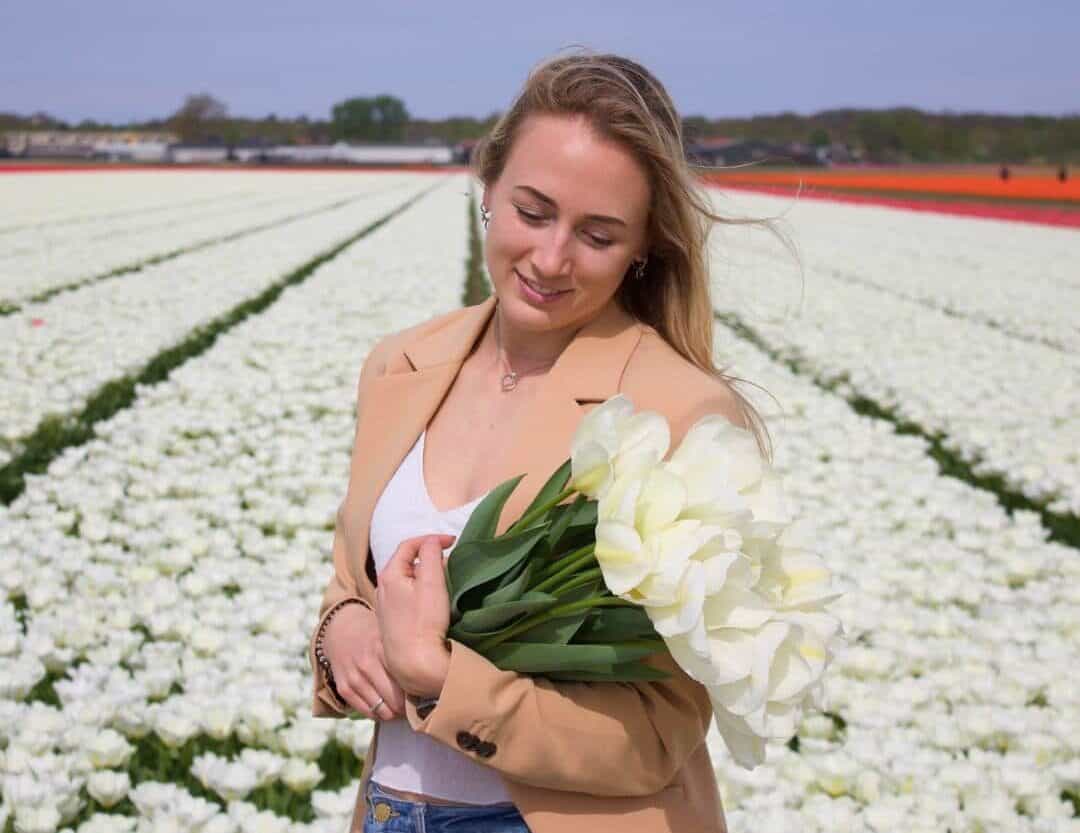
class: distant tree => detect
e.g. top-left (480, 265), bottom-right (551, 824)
top-left (371, 95), bottom-right (409, 141)
top-left (331, 95), bottom-right (410, 142)
top-left (809, 127), bottom-right (831, 147)
top-left (169, 93), bottom-right (228, 143)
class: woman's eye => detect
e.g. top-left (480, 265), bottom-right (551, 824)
top-left (516, 207), bottom-right (544, 223)
top-left (515, 207), bottom-right (611, 248)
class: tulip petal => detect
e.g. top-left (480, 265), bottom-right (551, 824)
top-left (594, 520), bottom-right (649, 595)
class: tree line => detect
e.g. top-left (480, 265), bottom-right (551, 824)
top-left (2, 94), bottom-right (1076, 164)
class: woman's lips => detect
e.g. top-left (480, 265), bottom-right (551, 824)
top-left (515, 270), bottom-right (571, 304)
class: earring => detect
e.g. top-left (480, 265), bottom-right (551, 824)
top-left (632, 256), bottom-right (648, 280)
top-left (480, 203), bottom-right (491, 229)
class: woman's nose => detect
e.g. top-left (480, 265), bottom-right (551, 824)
top-left (530, 225), bottom-right (572, 279)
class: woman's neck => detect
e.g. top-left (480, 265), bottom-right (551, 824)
top-left (487, 300), bottom-right (580, 375)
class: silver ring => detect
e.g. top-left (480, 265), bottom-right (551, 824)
top-left (370, 696), bottom-right (385, 717)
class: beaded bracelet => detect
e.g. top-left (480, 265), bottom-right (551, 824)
top-left (314, 598), bottom-right (368, 704)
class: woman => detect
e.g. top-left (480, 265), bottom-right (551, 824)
top-left (309, 50), bottom-right (775, 833)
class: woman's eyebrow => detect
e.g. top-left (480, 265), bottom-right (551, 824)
top-left (513, 185), bottom-right (627, 227)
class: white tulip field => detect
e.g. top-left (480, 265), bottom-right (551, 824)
top-left (1, 170), bottom-right (1077, 833)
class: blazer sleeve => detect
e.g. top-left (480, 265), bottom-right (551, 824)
top-left (308, 338), bottom-right (391, 718)
top-left (402, 637), bottom-right (712, 797)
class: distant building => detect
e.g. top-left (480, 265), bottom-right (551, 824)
top-left (1, 130), bottom-right (457, 166)
top-left (687, 137), bottom-right (824, 167)
top-left (166, 144), bottom-right (229, 164)
top-left (258, 141), bottom-right (454, 165)
top-left (2, 129), bottom-right (178, 158)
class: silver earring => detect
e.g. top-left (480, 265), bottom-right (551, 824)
top-left (632, 256), bottom-right (648, 280)
top-left (480, 204), bottom-right (491, 229)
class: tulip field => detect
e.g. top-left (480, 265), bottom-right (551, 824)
top-left (1, 168), bottom-right (1079, 833)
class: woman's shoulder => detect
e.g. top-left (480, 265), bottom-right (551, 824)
top-left (621, 325), bottom-right (751, 447)
top-left (361, 305), bottom-right (477, 376)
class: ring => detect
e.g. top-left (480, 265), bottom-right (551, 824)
top-left (370, 696), bottom-right (385, 716)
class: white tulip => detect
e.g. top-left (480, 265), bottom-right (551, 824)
top-left (280, 724), bottom-right (327, 761)
top-left (200, 704), bottom-right (238, 741)
top-left (755, 521), bottom-right (844, 611)
top-left (570, 395), bottom-right (669, 499)
top-left (12, 804), bottom-right (61, 833)
top-left (86, 770), bottom-right (131, 808)
top-left (665, 415), bottom-right (763, 527)
top-left (279, 758), bottom-right (323, 792)
top-left (628, 522), bottom-right (707, 637)
top-left (86, 729), bottom-right (134, 769)
top-left (153, 711), bottom-right (198, 748)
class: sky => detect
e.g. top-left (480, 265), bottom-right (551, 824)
top-left (3, 0), bottom-right (1077, 124)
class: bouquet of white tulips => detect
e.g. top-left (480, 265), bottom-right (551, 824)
top-left (444, 394), bottom-right (844, 768)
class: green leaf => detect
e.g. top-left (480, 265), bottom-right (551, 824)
top-left (457, 473), bottom-right (525, 545)
top-left (544, 492), bottom-right (588, 554)
top-left (484, 640), bottom-right (665, 673)
top-left (565, 498), bottom-right (597, 530)
top-left (450, 591), bottom-right (559, 639)
top-left (448, 526), bottom-right (549, 619)
top-left (575, 605), bottom-right (659, 644)
top-left (482, 557), bottom-right (536, 606)
top-left (519, 458), bottom-right (572, 525)
top-left (543, 662), bottom-right (672, 682)
top-left (513, 580), bottom-right (599, 644)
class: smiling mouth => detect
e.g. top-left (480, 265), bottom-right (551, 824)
top-left (516, 270), bottom-right (571, 297)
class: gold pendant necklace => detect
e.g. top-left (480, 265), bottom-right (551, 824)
top-left (494, 308), bottom-right (553, 393)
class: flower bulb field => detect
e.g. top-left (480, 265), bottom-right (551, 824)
top-left (1, 168), bottom-right (1079, 833)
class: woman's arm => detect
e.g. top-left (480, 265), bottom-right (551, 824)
top-left (402, 637), bottom-right (712, 797)
top-left (309, 337), bottom-right (393, 717)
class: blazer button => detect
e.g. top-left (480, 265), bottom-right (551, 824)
top-left (456, 731), bottom-right (479, 750)
top-left (476, 741), bottom-right (497, 758)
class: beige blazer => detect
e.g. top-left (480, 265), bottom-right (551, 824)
top-left (309, 294), bottom-right (744, 833)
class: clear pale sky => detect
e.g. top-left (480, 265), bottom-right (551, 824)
top-left (3, 0), bottom-right (1077, 124)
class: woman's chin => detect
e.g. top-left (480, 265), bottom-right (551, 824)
top-left (496, 288), bottom-right (572, 331)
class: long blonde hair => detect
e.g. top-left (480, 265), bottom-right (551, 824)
top-left (472, 48), bottom-right (792, 462)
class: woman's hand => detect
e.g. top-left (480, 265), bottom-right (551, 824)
top-left (376, 534), bottom-right (457, 699)
top-left (322, 602), bottom-right (406, 720)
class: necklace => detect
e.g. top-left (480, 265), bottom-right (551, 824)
top-left (494, 310), bottom-right (557, 392)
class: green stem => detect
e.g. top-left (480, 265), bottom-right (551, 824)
top-left (551, 566), bottom-right (603, 597)
top-left (530, 544), bottom-right (596, 594)
top-left (533, 541), bottom-right (594, 583)
top-left (508, 485), bottom-right (576, 534)
top-left (475, 595), bottom-right (634, 652)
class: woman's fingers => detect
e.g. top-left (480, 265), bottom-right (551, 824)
top-left (415, 536), bottom-right (449, 589)
top-left (384, 534), bottom-right (457, 579)
top-left (366, 661), bottom-right (408, 717)
top-left (339, 665), bottom-right (401, 719)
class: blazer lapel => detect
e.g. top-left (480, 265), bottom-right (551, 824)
top-left (346, 294), bottom-right (644, 600)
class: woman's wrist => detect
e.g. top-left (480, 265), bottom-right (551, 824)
top-left (315, 599), bottom-right (368, 684)
top-left (402, 638), bottom-right (452, 699)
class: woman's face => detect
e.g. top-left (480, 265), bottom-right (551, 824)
top-left (482, 113), bottom-right (651, 336)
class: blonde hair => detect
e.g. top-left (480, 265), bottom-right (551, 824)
top-left (472, 47), bottom-right (792, 462)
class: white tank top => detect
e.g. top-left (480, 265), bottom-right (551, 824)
top-left (368, 430), bottom-right (514, 805)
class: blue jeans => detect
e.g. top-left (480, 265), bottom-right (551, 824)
top-left (363, 779), bottom-right (531, 832)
